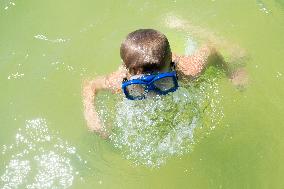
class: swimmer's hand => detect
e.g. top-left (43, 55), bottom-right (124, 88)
top-left (230, 68), bottom-right (249, 88)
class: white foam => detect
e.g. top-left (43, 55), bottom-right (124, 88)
top-left (101, 75), bottom-right (224, 167)
top-left (0, 118), bottom-right (83, 189)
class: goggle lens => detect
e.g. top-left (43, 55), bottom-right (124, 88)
top-left (152, 77), bottom-right (177, 92)
top-left (125, 84), bottom-right (147, 99)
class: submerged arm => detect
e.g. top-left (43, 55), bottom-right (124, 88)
top-left (173, 45), bottom-right (248, 87)
top-left (82, 66), bottom-right (126, 138)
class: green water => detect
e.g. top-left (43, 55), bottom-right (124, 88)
top-left (1, 0), bottom-right (284, 188)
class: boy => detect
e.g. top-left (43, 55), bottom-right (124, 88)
top-left (83, 29), bottom-right (220, 138)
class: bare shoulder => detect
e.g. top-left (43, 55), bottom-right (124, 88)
top-left (105, 65), bottom-right (127, 93)
top-left (172, 45), bottom-right (214, 78)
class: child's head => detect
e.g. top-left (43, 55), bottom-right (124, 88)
top-left (120, 29), bottom-right (172, 75)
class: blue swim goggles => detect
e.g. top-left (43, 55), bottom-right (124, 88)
top-left (122, 71), bottom-right (179, 100)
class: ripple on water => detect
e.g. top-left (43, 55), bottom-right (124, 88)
top-left (2, 1), bottom-right (15, 11)
top-left (256, 0), bottom-right (271, 14)
top-left (0, 118), bottom-right (83, 189)
top-left (34, 34), bottom-right (70, 43)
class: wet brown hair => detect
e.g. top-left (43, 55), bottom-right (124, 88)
top-left (120, 29), bottom-right (171, 75)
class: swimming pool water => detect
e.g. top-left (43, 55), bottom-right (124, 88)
top-left (1, 0), bottom-right (284, 188)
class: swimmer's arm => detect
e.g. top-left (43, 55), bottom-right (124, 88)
top-left (82, 66), bottom-right (126, 138)
top-left (82, 79), bottom-right (106, 137)
top-left (173, 46), bottom-right (248, 87)
top-left (173, 45), bottom-right (217, 78)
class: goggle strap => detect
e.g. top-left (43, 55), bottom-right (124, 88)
top-left (171, 62), bottom-right (176, 69)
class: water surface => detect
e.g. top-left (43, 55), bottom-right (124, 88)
top-left (1, 0), bottom-right (284, 188)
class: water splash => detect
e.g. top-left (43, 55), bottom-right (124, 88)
top-left (98, 66), bottom-right (224, 167)
top-left (184, 36), bottom-right (198, 56)
top-left (256, 0), bottom-right (271, 14)
top-left (276, 71), bottom-right (283, 78)
top-left (0, 118), bottom-right (83, 189)
top-left (7, 72), bottom-right (24, 80)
